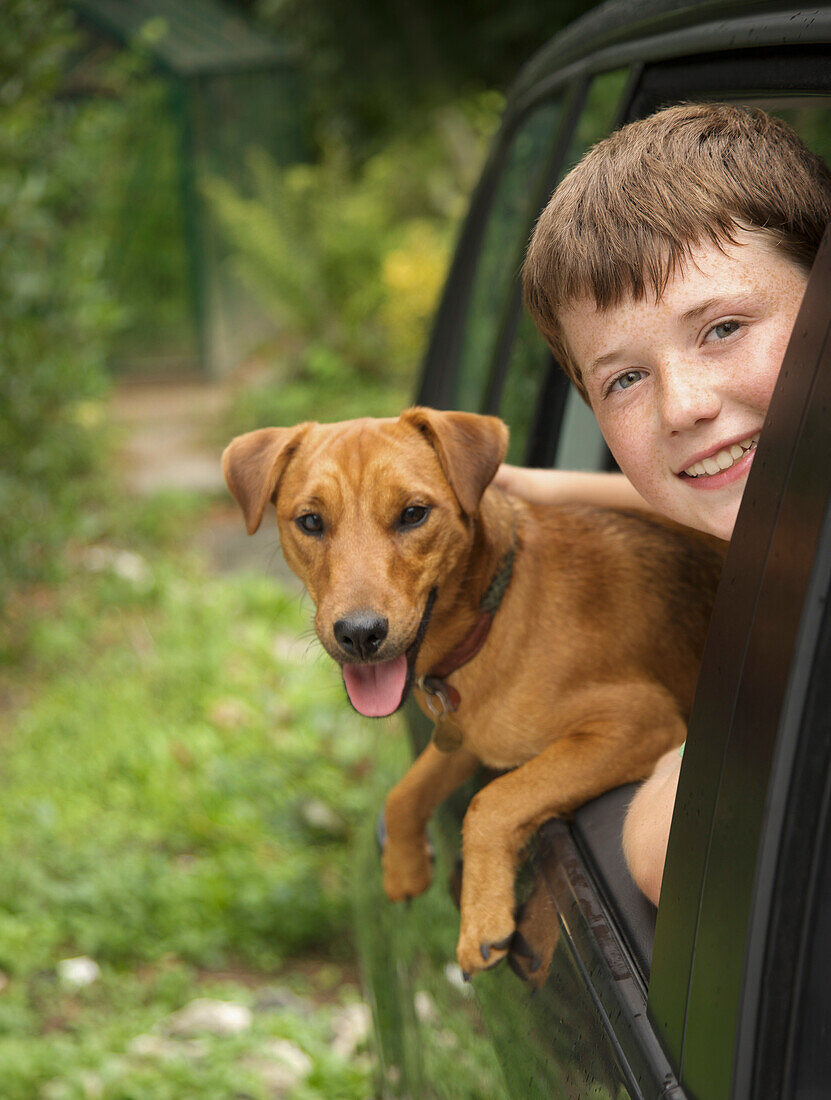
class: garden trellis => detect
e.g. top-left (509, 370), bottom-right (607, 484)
top-left (70, 0), bottom-right (307, 376)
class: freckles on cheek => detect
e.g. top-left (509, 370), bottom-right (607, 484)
top-left (596, 407), bottom-right (652, 485)
top-left (750, 336), bottom-right (791, 411)
top-left (751, 286), bottom-right (808, 408)
top-left (604, 422), bottom-right (672, 511)
top-left (756, 373), bottom-right (779, 413)
top-left (624, 444), bottom-right (665, 500)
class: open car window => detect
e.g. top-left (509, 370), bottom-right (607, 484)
top-left (492, 69), bottom-right (629, 465)
top-left (452, 98), bottom-right (564, 412)
top-left (384, 14), bottom-right (831, 1098)
top-left (520, 89), bottom-right (831, 1094)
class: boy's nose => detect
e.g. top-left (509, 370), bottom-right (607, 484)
top-left (659, 366), bottom-right (722, 433)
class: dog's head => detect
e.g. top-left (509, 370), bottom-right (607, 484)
top-left (222, 407), bottom-right (508, 717)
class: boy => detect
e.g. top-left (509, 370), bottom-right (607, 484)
top-left (497, 102), bottom-right (831, 905)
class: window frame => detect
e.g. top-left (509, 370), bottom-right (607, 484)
top-left (415, 80), bottom-right (581, 411)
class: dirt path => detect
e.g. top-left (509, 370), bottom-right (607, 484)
top-left (109, 377), bottom-right (227, 497)
top-left (109, 377), bottom-right (300, 584)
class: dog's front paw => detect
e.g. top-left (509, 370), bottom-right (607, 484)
top-left (456, 913), bottom-right (517, 977)
top-left (382, 836), bottom-right (433, 902)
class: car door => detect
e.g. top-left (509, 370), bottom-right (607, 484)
top-left (479, 85), bottom-right (831, 1096)
top-left (362, 7), bottom-right (831, 1098)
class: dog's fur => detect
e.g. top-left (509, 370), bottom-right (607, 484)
top-left (223, 408), bottom-right (723, 975)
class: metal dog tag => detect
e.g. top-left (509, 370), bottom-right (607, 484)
top-left (419, 676), bottom-right (464, 753)
top-left (432, 713), bottom-right (464, 753)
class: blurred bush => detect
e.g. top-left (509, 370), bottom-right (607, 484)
top-left (0, 1), bottom-right (121, 605)
top-left (258, 0), bottom-right (593, 154)
top-left (206, 94), bottom-right (503, 431)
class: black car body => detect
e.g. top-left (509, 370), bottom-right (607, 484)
top-left (354, 4), bottom-right (831, 1097)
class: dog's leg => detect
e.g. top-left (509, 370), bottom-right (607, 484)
top-left (383, 743), bottom-right (479, 903)
top-left (455, 680), bottom-right (686, 975)
top-left (509, 873), bottom-right (561, 987)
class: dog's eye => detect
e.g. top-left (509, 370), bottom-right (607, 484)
top-left (296, 513), bottom-right (324, 535)
top-left (399, 505), bottom-right (429, 528)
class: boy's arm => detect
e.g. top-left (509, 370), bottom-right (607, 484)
top-left (621, 747), bottom-right (681, 906)
top-left (495, 464), bottom-right (655, 513)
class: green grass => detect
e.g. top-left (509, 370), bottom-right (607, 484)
top-left (1, 563), bottom-right (376, 972)
top-left (0, 495), bottom-right (388, 1097)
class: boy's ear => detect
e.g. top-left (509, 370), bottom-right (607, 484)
top-left (222, 424), bottom-right (311, 535)
top-left (401, 407), bottom-right (509, 516)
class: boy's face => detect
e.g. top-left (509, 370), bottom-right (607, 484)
top-left (559, 230), bottom-right (808, 540)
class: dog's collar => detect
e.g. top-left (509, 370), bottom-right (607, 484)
top-left (418, 523), bottom-right (517, 717)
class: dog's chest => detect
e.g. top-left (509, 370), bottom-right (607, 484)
top-left (440, 689), bottom-right (550, 771)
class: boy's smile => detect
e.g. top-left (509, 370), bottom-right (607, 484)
top-left (560, 230), bottom-right (808, 540)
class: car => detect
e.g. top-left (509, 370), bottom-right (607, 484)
top-left (353, 3), bottom-right (831, 1097)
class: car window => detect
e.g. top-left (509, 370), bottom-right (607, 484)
top-left (495, 69), bottom-right (630, 465)
top-left (756, 99), bottom-right (831, 162)
top-left (552, 69), bottom-right (631, 471)
top-left (560, 67), bottom-right (629, 174)
top-left (498, 311), bottom-right (552, 463)
top-left (554, 390), bottom-right (611, 469)
top-left (403, 5), bottom-right (831, 1092)
top-left (648, 221), bottom-right (831, 1094)
top-left (454, 98), bottom-right (564, 412)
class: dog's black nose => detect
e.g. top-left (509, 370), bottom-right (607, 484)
top-left (334, 613), bottom-right (389, 660)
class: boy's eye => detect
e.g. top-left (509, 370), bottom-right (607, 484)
top-left (707, 320), bottom-right (742, 341)
top-left (608, 369), bottom-right (644, 395)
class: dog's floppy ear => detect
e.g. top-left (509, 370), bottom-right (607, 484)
top-left (222, 425), bottom-right (310, 535)
top-left (401, 407), bottom-right (509, 516)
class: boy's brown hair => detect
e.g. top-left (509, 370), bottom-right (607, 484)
top-left (523, 103), bottom-right (831, 399)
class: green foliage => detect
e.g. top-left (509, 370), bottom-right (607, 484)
top-left (0, 548), bottom-right (382, 974)
top-left (258, 0), bottom-right (596, 151)
top-left (88, 71), bottom-right (196, 366)
top-left (0, 484), bottom-right (517, 1096)
top-left (0, 1), bottom-right (120, 603)
top-left (208, 96), bottom-right (502, 432)
top-left (0, 5), bottom-right (204, 604)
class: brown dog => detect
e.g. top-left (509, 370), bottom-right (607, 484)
top-left (222, 408), bottom-right (723, 976)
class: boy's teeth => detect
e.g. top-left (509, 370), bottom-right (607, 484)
top-left (684, 435), bottom-right (758, 478)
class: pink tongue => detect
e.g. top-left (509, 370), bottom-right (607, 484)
top-left (342, 655), bottom-right (408, 717)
